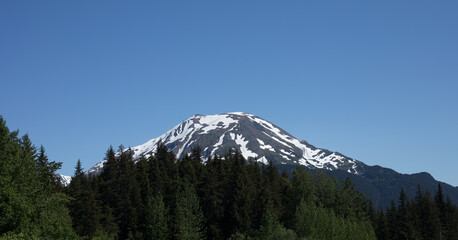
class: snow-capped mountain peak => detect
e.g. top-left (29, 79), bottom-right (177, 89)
top-left (87, 112), bottom-right (363, 175)
top-left (56, 173), bottom-right (72, 187)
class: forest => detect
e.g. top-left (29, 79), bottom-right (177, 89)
top-left (1, 116), bottom-right (457, 240)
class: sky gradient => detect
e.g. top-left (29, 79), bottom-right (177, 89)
top-left (1, 1), bottom-right (457, 185)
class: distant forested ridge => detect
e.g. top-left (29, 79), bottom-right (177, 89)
top-left (1, 116), bottom-right (457, 240)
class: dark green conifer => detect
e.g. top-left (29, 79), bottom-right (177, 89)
top-left (144, 192), bottom-right (170, 240)
top-left (254, 210), bottom-right (296, 240)
top-left (415, 188), bottom-right (441, 240)
top-left (435, 183), bottom-right (447, 235)
top-left (68, 159), bottom-right (102, 239)
top-left (226, 151), bottom-right (253, 235)
top-left (174, 181), bottom-right (205, 240)
top-left (36, 145), bottom-right (62, 191)
top-left (201, 155), bottom-right (225, 239)
top-left (444, 196), bottom-right (458, 239)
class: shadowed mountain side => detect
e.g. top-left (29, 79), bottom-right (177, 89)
top-left (277, 164), bottom-right (458, 208)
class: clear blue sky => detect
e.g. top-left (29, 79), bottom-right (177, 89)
top-left (1, 1), bottom-right (457, 186)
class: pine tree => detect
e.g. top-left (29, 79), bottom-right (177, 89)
top-left (444, 196), bottom-right (458, 240)
top-left (395, 187), bottom-right (420, 239)
top-left (435, 183), bottom-right (447, 236)
top-left (154, 141), bottom-right (179, 204)
top-left (386, 200), bottom-right (399, 240)
top-left (416, 189), bottom-right (441, 240)
top-left (36, 145), bottom-right (62, 191)
top-left (68, 159), bottom-right (101, 239)
top-left (226, 151), bottom-right (253, 236)
top-left (374, 210), bottom-right (389, 240)
top-left (100, 146), bottom-right (118, 183)
top-left (180, 153), bottom-right (199, 187)
top-left (116, 147), bottom-right (141, 239)
top-left (96, 146), bottom-right (121, 238)
top-left (315, 171), bottom-right (337, 209)
top-left (201, 155), bottom-right (225, 240)
top-left (135, 156), bottom-right (152, 238)
top-left (174, 181), bottom-right (205, 240)
top-left (284, 167), bottom-right (316, 228)
top-left (254, 210), bottom-right (296, 240)
top-left (262, 161), bottom-right (284, 218)
top-left (143, 192), bottom-right (171, 240)
top-left (295, 199), bottom-right (316, 238)
top-left (295, 199), bottom-right (376, 240)
top-left (246, 159), bottom-right (264, 231)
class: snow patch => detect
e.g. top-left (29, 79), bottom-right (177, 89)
top-left (234, 134), bottom-right (258, 159)
top-left (280, 149), bottom-right (294, 157)
top-left (57, 174), bottom-right (72, 187)
top-left (214, 134), bottom-right (225, 148)
top-left (197, 114), bottom-right (238, 134)
top-left (257, 156), bottom-right (269, 165)
top-left (230, 133), bottom-right (236, 140)
top-left (257, 139), bottom-right (275, 152)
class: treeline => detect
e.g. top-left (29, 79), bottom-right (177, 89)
top-left (370, 184), bottom-right (458, 240)
top-left (67, 143), bottom-right (376, 240)
top-left (0, 117), bottom-right (77, 239)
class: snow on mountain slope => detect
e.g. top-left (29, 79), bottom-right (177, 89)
top-left (57, 174), bottom-right (72, 187)
top-left (87, 112), bottom-right (364, 175)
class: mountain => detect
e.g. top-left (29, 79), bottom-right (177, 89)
top-left (82, 112), bottom-right (458, 208)
top-left (88, 112), bottom-right (364, 175)
top-left (57, 173), bottom-right (72, 187)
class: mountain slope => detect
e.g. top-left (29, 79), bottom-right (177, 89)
top-left (88, 112), bottom-right (364, 175)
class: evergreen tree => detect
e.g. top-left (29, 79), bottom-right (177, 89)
top-left (154, 141), bottom-right (179, 204)
top-left (334, 177), bottom-right (368, 221)
top-left (254, 210), bottom-right (296, 240)
top-left (99, 146), bottom-right (119, 213)
top-left (226, 151), bottom-right (253, 236)
top-left (415, 187), bottom-right (441, 240)
top-left (284, 167), bottom-right (315, 228)
top-left (295, 198), bottom-right (376, 240)
top-left (315, 171), bottom-right (337, 209)
top-left (174, 181), bottom-right (205, 240)
top-left (405, 188), bottom-right (422, 239)
top-left (180, 153), bottom-right (199, 188)
top-left (0, 116), bottom-right (77, 239)
top-left (386, 200), bottom-right (399, 240)
top-left (36, 145), bottom-right (62, 191)
top-left (435, 183), bottom-right (447, 236)
top-left (116, 147), bottom-right (141, 239)
top-left (100, 146), bottom-right (118, 182)
top-left (374, 210), bottom-right (389, 240)
top-left (262, 161), bottom-right (284, 218)
top-left (143, 192), bottom-right (171, 240)
top-left (201, 155), bottom-right (226, 240)
top-left (246, 160), bottom-right (264, 231)
top-left (96, 146), bottom-right (120, 238)
top-left (68, 159), bottom-right (101, 239)
top-left (135, 156), bottom-right (151, 238)
top-left (396, 188), bottom-right (411, 239)
top-left (444, 196), bottom-right (458, 240)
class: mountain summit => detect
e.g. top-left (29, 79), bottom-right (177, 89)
top-left (88, 112), bottom-right (363, 175)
